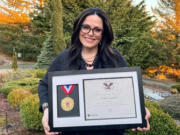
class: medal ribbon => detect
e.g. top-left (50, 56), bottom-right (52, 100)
top-left (61, 85), bottom-right (75, 95)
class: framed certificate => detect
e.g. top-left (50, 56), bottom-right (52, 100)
top-left (48, 67), bottom-right (147, 132)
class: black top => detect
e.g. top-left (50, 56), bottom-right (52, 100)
top-left (38, 49), bottom-right (127, 135)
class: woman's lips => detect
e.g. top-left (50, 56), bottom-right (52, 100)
top-left (85, 37), bottom-right (96, 42)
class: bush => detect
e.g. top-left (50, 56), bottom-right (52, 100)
top-left (29, 85), bottom-right (38, 94)
top-left (0, 77), bottom-right (40, 97)
top-left (33, 69), bottom-right (46, 78)
top-left (16, 78), bottom-right (40, 86)
top-left (127, 101), bottom-right (180, 135)
top-left (171, 85), bottom-right (180, 92)
top-left (1, 69), bottom-right (35, 83)
top-left (34, 35), bottom-right (54, 69)
top-left (0, 81), bottom-right (20, 97)
top-left (0, 71), bottom-right (11, 84)
top-left (8, 89), bottom-right (32, 108)
top-left (159, 94), bottom-right (180, 119)
top-left (0, 116), bottom-right (5, 126)
top-left (176, 78), bottom-right (180, 82)
top-left (20, 94), bottom-right (43, 131)
top-left (170, 88), bottom-right (179, 94)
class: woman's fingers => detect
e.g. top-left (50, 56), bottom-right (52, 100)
top-left (145, 107), bottom-right (151, 119)
top-left (132, 108), bottom-right (151, 131)
top-left (43, 118), bottom-right (59, 135)
top-left (143, 115), bottom-right (150, 131)
top-left (144, 107), bottom-right (151, 130)
top-left (42, 109), bottom-right (60, 135)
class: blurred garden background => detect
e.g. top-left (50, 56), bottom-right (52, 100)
top-left (0, 0), bottom-right (180, 134)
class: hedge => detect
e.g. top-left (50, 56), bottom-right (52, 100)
top-left (33, 69), bottom-right (46, 78)
top-left (20, 94), bottom-right (43, 131)
top-left (8, 89), bottom-right (32, 108)
top-left (127, 101), bottom-right (180, 135)
top-left (0, 78), bottom-right (40, 97)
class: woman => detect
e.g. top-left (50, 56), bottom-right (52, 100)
top-left (38, 8), bottom-right (150, 135)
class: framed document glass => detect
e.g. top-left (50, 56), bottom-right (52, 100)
top-left (48, 67), bottom-right (147, 132)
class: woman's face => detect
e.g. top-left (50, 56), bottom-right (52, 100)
top-left (79, 15), bottom-right (103, 50)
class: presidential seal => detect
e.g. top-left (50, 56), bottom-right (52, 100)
top-left (61, 97), bottom-right (74, 111)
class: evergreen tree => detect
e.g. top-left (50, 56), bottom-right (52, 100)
top-left (29, 1), bottom-right (52, 51)
top-left (30, 2), bottom-right (51, 36)
top-left (0, 24), bottom-right (22, 55)
top-left (0, 23), bottom-right (40, 61)
top-left (106, 1), bottom-right (162, 68)
top-left (34, 35), bottom-right (54, 69)
top-left (35, 0), bottom-right (66, 68)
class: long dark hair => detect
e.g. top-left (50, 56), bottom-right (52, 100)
top-left (69, 8), bottom-right (120, 68)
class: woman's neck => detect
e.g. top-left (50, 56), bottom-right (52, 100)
top-left (81, 47), bottom-right (98, 59)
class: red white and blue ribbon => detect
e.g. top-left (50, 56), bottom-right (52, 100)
top-left (61, 85), bottom-right (74, 95)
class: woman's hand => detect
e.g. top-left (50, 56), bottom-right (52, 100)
top-left (132, 107), bottom-right (151, 131)
top-left (42, 108), bottom-right (60, 135)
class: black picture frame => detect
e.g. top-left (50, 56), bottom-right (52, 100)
top-left (48, 67), bottom-right (147, 132)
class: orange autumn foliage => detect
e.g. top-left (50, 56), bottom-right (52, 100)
top-left (0, 0), bottom-right (45, 24)
top-left (150, 29), bottom-right (156, 37)
top-left (153, 0), bottom-right (180, 40)
top-left (178, 43), bottom-right (180, 49)
top-left (146, 67), bottom-right (157, 74)
top-left (146, 65), bottom-right (180, 80)
top-left (167, 34), bottom-right (175, 40)
top-left (175, 0), bottom-right (180, 26)
top-left (165, 16), bottom-right (180, 33)
top-left (156, 73), bottom-right (167, 80)
top-left (0, 6), bottom-right (30, 24)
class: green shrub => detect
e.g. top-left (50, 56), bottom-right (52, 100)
top-left (0, 77), bottom-right (40, 97)
top-left (29, 84), bottom-right (38, 94)
top-left (8, 88), bottom-right (32, 108)
top-left (127, 101), bottom-right (180, 135)
top-left (0, 81), bottom-right (20, 97)
top-left (34, 35), bottom-right (54, 69)
top-left (171, 85), bottom-right (180, 92)
top-left (0, 116), bottom-right (5, 126)
top-left (176, 78), bottom-right (180, 82)
top-left (0, 71), bottom-right (11, 84)
top-left (16, 78), bottom-right (40, 86)
top-left (170, 88), bottom-right (179, 94)
top-left (20, 94), bottom-right (43, 131)
top-left (1, 69), bottom-right (34, 83)
top-left (33, 69), bottom-right (46, 78)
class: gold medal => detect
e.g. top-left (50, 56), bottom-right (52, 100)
top-left (61, 97), bottom-right (74, 111)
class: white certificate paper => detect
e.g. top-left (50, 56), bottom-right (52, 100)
top-left (84, 78), bottom-right (136, 120)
